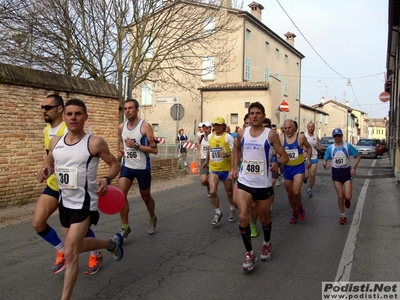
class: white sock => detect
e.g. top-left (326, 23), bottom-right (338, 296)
top-left (229, 205), bottom-right (235, 211)
top-left (263, 241), bottom-right (271, 245)
top-left (91, 250), bottom-right (99, 256)
top-left (215, 208), bottom-right (221, 215)
top-left (341, 213), bottom-right (346, 217)
top-left (55, 242), bottom-right (64, 253)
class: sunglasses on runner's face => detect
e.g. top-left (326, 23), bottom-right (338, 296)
top-left (333, 134), bottom-right (343, 138)
top-left (41, 105), bottom-right (59, 111)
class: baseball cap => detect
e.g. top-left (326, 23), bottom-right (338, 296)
top-left (332, 128), bottom-right (343, 136)
top-left (198, 122), bottom-right (204, 127)
top-left (202, 121), bottom-right (212, 127)
top-left (213, 116), bottom-right (225, 125)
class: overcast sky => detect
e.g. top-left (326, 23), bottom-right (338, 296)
top-left (247, 0), bottom-right (388, 118)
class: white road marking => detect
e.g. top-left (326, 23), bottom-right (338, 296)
top-left (334, 160), bottom-right (375, 282)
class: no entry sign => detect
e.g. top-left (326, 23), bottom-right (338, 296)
top-left (280, 101), bottom-right (289, 112)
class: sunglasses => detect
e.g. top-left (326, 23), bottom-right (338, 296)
top-left (41, 105), bottom-right (59, 111)
top-left (333, 134), bottom-right (343, 138)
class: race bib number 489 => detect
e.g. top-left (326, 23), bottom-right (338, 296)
top-left (243, 160), bottom-right (265, 176)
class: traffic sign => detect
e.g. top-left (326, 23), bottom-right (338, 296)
top-left (379, 92), bottom-right (390, 103)
top-left (279, 101), bottom-right (289, 112)
top-left (170, 104), bottom-right (185, 121)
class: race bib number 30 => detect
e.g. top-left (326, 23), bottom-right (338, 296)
top-left (243, 160), bottom-right (264, 176)
top-left (55, 166), bottom-right (78, 189)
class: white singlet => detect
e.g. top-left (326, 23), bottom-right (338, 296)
top-left (238, 127), bottom-right (273, 188)
top-left (121, 119), bottom-right (150, 170)
top-left (305, 131), bottom-right (319, 160)
top-left (199, 134), bottom-right (209, 160)
top-left (53, 133), bottom-right (99, 211)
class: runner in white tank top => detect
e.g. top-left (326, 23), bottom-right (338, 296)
top-left (303, 122), bottom-right (322, 197)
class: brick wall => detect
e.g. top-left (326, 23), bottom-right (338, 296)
top-left (0, 63), bottom-right (179, 209)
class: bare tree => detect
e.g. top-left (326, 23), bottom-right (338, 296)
top-left (0, 0), bottom-right (241, 107)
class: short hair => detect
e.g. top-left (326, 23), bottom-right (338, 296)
top-left (124, 98), bottom-right (139, 109)
top-left (65, 98), bottom-right (87, 114)
top-left (263, 118), bottom-right (271, 127)
top-left (46, 94), bottom-right (64, 109)
top-left (179, 128), bottom-right (184, 134)
top-left (248, 101), bottom-right (265, 114)
top-left (293, 120), bottom-right (298, 130)
top-left (243, 113), bottom-right (249, 122)
top-left (271, 124), bottom-right (277, 128)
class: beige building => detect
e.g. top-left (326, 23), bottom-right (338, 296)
top-left (349, 108), bottom-right (368, 141)
top-left (299, 103), bottom-right (329, 137)
top-left (312, 100), bottom-right (357, 144)
top-left (367, 118), bottom-right (387, 140)
top-left (132, 1), bottom-right (304, 142)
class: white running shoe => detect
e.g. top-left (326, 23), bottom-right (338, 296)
top-left (242, 251), bottom-right (257, 271)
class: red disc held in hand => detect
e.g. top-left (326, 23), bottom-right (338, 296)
top-left (98, 185), bottom-right (125, 215)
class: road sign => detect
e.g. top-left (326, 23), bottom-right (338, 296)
top-left (279, 101), bottom-right (289, 112)
top-left (170, 104), bottom-right (185, 121)
top-left (379, 92), bottom-right (390, 103)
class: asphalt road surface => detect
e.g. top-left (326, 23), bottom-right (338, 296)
top-left (0, 155), bottom-right (398, 300)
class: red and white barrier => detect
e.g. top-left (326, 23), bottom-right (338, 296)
top-left (181, 142), bottom-right (196, 149)
top-left (155, 137), bottom-right (166, 144)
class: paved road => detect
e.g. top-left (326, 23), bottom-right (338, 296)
top-left (0, 155), bottom-right (398, 299)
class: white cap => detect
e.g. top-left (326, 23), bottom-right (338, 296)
top-left (198, 122), bottom-right (204, 127)
top-left (202, 121), bottom-right (212, 127)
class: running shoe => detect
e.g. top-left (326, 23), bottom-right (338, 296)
top-left (339, 216), bottom-right (347, 225)
top-left (260, 242), bottom-right (272, 262)
top-left (148, 216), bottom-right (158, 235)
top-left (298, 206), bottom-right (306, 221)
top-left (207, 188), bottom-right (210, 198)
top-left (276, 179), bottom-right (280, 187)
top-left (289, 214), bottom-right (298, 224)
top-left (345, 199), bottom-right (351, 209)
top-left (51, 251), bottom-right (65, 274)
top-left (85, 251), bottom-right (103, 275)
top-left (119, 226), bottom-right (132, 239)
top-left (211, 212), bottom-right (223, 227)
top-left (250, 223), bottom-right (258, 238)
top-left (229, 209), bottom-right (236, 222)
top-left (109, 233), bottom-right (124, 261)
top-left (307, 189), bottom-right (313, 198)
top-left (184, 162), bottom-right (188, 166)
top-left (242, 251), bottom-right (257, 271)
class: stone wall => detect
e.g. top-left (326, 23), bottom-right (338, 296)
top-left (0, 63), bottom-right (179, 208)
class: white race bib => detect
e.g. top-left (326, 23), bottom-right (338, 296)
top-left (243, 159), bottom-right (265, 176)
top-left (286, 149), bottom-right (299, 160)
top-left (55, 166), bottom-right (78, 189)
top-left (210, 147), bottom-right (223, 162)
top-left (333, 155), bottom-right (347, 167)
top-left (125, 148), bottom-right (141, 162)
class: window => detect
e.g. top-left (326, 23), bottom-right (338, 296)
top-left (143, 37), bottom-right (154, 59)
top-left (246, 29), bottom-right (251, 40)
top-left (152, 123), bottom-right (159, 132)
top-left (274, 73), bottom-right (280, 80)
top-left (285, 55), bottom-right (288, 64)
top-left (202, 57), bottom-right (215, 80)
top-left (231, 113), bottom-right (238, 124)
top-left (275, 48), bottom-right (279, 58)
top-left (265, 42), bottom-right (269, 52)
top-left (245, 102), bottom-right (250, 108)
top-left (296, 62), bottom-right (300, 71)
top-left (325, 115), bottom-right (328, 125)
top-left (245, 57), bottom-right (251, 80)
top-left (264, 67), bottom-right (270, 81)
top-left (319, 114), bottom-right (322, 123)
top-left (204, 16), bottom-right (215, 35)
top-left (284, 77), bottom-right (288, 95)
top-left (141, 83), bottom-right (152, 106)
top-left (295, 83), bottom-right (299, 99)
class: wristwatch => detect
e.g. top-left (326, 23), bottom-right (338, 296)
top-left (135, 142), bottom-right (140, 149)
top-left (103, 176), bottom-right (111, 185)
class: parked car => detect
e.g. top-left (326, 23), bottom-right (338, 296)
top-left (374, 139), bottom-right (385, 156)
top-left (318, 136), bottom-right (335, 158)
top-left (355, 139), bottom-right (378, 159)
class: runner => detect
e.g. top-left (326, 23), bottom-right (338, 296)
top-left (303, 122), bottom-right (323, 197)
top-left (279, 119), bottom-right (312, 224)
top-left (37, 98), bottom-right (123, 300)
top-left (231, 102), bottom-right (288, 271)
top-left (202, 116), bottom-right (236, 227)
top-left (197, 122), bottom-right (212, 197)
top-left (323, 128), bottom-right (361, 224)
top-left (118, 99), bottom-right (159, 237)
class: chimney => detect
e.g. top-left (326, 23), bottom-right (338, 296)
top-left (220, 0), bottom-right (232, 8)
top-left (248, 1), bottom-right (264, 22)
top-left (284, 31), bottom-right (296, 47)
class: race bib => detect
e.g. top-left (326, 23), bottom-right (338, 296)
top-left (243, 160), bottom-right (264, 176)
top-left (286, 149), bottom-right (299, 160)
top-left (210, 147), bottom-right (223, 162)
top-left (202, 145), bottom-right (209, 152)
top-left (55, 166), bottom-right (78, 189)
top-left (333, 155), bottom-right (347, 167)
top-left (125, 148), bottom-right (141, 162)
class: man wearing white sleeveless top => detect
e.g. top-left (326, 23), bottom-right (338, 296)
top-left (231, 102), bottom-right (288, 271)
top-left (303, 122), bottom-right (322, 197)
top-left (118, 99), bottom-right (159, 237)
